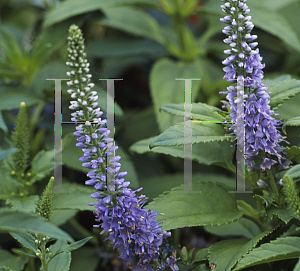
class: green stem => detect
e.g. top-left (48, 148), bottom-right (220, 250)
top-left (40, 240), bottom-right (48, 271)
top-left (173, 0), bottom-right (187, 55)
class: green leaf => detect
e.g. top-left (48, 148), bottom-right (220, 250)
top-left (266, 207), bottom-right (295, 224)
top-left (0, 248), bottom-right (28, 271)
top-left (150, 58), bottom-right (202, 132)
top-left (275, 93), bottom-right (300, 120)
top-left (0, 27), bottom-right (24, 70)
top-left (160, 103), bottom-right (225, 122)
top-left (52, 182), bottom-right (96, 211)
top-left (284, 164), bottom-right (300, 180)
top-left (0, 267), bottom-right (17, 271)
top-left (130, 137), bottom-right (235, 171)
top-left (0, 148), bottom-right (17, 163)
top-left (204, 218), bottom-right (261, 239)
top-left (269, 79), bottom-right (300, 110)
top-left (234, 236), bottom-right (300, 270)
top-left (149, 121), bottom-right (233, 148)
top-left (48, 240), bottom-right (71, 271)
top-left (139, 173), bottom-right (238, 201)
top-left (283, 116), bottom-right (300, 134)
top-left (146, 181), bottom-right (244, 231)
top-left (249, 3), bottom-right (300, 53)
top-left (57, 237), bottom-right (92, 253)
top-left (87, 37), bottom-right (166, 58)
top-left (286, 146), bottom-right (300, 164)
top-left (208, 229), bottom-right (277, 271)
top-left (9, 232), bottom-right (38, 252)
top-left (0, 209), bottom-right (73, 242)
top-left (44, 0), bottom-right (158, 28)
top-left (6, 195), bottom-right (39, 212)
top-left (0, 86), bottom-right (41, 111)
top-left (192, 248), bottom-right (209, 264)
top-left (30, 150), bottom-right (55, 184)
top-left (51, 210), bottom-right (78, 226)
top-left (101, 7), bottom-right (164, 43)
top-left (263, 74), bottom-right (292, 87)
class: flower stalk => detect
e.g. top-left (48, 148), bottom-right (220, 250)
top-left (66, 24), bottom-right (178, 271)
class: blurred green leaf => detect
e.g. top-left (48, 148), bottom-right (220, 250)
top-left (0, 149), bottom-right (17, 163)
top-left (286, 146), bottom-right (300, 164)
top-left (0, 86), bottom-right (41, 111)
top-left (56, 237), bottom-right (92, 253)
top-left (0, 248), bottom-right (28, 271)
top-left (150, 58), bottom-right (202, 132)
top-left (101, 7), bottom-right (164, 44)
top-left (87, 36), bottom-right (166, 58)
top-left (6, 195), bottom-right (39, 213)
top-left (44, 0), bottom-right (159, 27)
top-left (30, 150), bottom-right (55, 184)
top-left (146, 181), bottom-right (243, 230)
top-left (0, 209), bottom-right (73, 242)
top-left (69, 247), bottom-right (100, 271)
top-left (0, 27), bottom-right (24, 71)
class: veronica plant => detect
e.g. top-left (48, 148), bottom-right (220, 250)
top-left (66, 24), bottom-right (178, 271)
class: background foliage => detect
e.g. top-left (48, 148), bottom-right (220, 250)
top-left (0, 0), bottom-right (300, 270)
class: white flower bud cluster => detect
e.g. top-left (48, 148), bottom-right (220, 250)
top-left (66, 25), bottom-right (101, 124)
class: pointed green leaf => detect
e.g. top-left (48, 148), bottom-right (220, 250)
top-left (44, 0), bottom-right (158, 28)
top-left (160, 103), bottom-right (225, 122)
top-left (30, 150), bottom-right (55, 184)
top-left (269, 79), bottom-right (300, 110)
top-left (0, 27), bottom-right (24, 70)
top-left (208, 229), bottom-right (277, 271)
top-left (146, 181), bottom-right (244, 231)
top-left (57, 237), bottom-right (92, 253)
top-left (283, 116), bottom-right (300, 134)
top-left (130, 137), bottom-right (235, 171)
top-left (0, 209), bottom-right (73, 242)
top-left (192, 248), bottom-right (209, 264)
top-left (266, 207), bottom-right (295, 224)
top-left (9, 232), bottom-right (38, 252)
top-left (149, 121), bottom-right (233, 148)
top-left (234, 237), bottom-right (300, 270)
top-left (48, 240), bottom-right (71, 271)
top-left (150, 58), bottom-right (202, 132)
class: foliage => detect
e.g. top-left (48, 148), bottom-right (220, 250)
top-left (0, 0), bottom-right (300, 270)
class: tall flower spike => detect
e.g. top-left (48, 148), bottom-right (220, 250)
top-left (36, 177), bottom-right (54, 221)
top-left (66, 25), bottom-right (178, 271)
top-left (220, 0), bottom-right (290, 172)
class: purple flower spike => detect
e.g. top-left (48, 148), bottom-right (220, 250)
top-left (67, 24), bottom-right (178, 271)
top-left (220, 0), bottom-right (290, 172)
